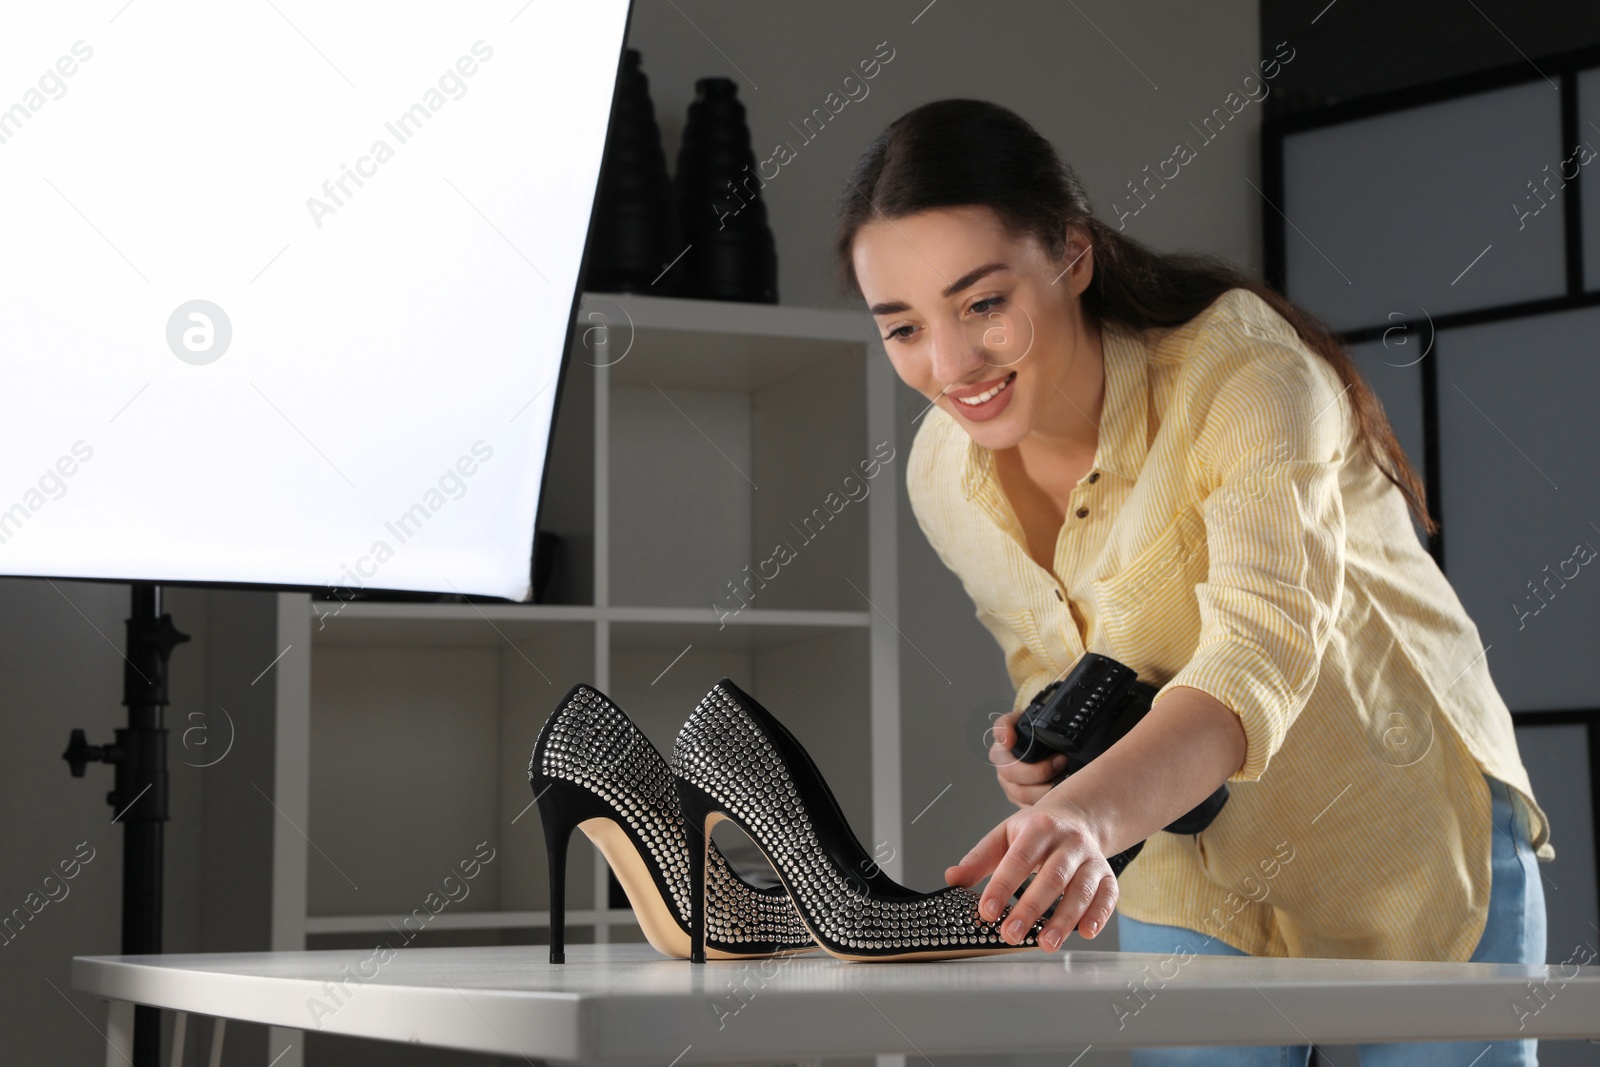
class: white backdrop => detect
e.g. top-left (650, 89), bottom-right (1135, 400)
top-left (0, 0), bottom-right (630, 600)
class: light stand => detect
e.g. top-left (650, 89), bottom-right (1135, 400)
top-left (63, 582), bottom-right (189, 1067)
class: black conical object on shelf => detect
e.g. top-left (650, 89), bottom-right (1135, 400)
top-left (585, 49), bottom-right (683, 296)
top-left (673, 77), bottom-right (778, 304)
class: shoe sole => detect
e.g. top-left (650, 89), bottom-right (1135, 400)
top-left (580, 815), bottom-right (819, 961)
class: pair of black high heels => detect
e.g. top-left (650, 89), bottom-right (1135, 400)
top-left (529, 677), bottom-right (1047, 964)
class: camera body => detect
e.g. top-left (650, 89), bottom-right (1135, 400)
top-left (1008, 652), bottom-right (1229, 873)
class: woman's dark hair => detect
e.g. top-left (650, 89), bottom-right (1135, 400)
top-left (833, 98), bottom-right (1437, 538)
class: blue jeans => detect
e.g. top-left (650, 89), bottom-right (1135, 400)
top-left (1116, 773), bottom-right (1546, 1066)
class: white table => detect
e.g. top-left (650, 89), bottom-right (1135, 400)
top-left (73, 942), bottom-right (1600, 1065)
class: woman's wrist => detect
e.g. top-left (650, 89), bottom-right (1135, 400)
top-left (1036, 685), bottom-right (1247, 858)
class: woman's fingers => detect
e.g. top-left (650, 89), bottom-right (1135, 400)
top-left (1036, 855), bottom-right (1117, 951)
top-left (999, 777), bottom-right (1056, 809)
top-left (1078, 875), bottom-right (1119, 940)
top-left (980, 811), bottom-right (1110, 945)
top-left (990, 711), bottom-right (1039, 772)
top-left (993, 743), bottom-right (1065, 782)
top-left (943, 819), bottom-right (1010, 888)
top-left (951, 810), bottom-right (1120, 947)
top-left (976, 812), bottom-right (1057, 926)
top-left (994, 746), bottom-right (1067, 809)
top-left (990, 708), bottom-right (1021, 750)
top-left (989, 710), bottom-right (1070, 807)
top-left (1011, 851), bottom-right (1085, 945)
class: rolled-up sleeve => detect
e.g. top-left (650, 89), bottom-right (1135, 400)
top-left (1154, 322), bottom-right (1348, 782)
top-left (1008, 657), bottom-right (1058, 716)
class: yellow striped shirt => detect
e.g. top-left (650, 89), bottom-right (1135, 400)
top-left (906, 287), bottom-right (1554, 962)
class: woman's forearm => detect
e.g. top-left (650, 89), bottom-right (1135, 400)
top-left (1040, 684), bottom-right (1248, 857)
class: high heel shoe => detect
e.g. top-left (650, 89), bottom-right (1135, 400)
top-left (672, 678), bottom-right (1049, 963)
top-left (529, 682), bottom-right (814, 964)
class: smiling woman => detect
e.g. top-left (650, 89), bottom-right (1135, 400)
top-left (832, 98), bottom-right (1551, 1067)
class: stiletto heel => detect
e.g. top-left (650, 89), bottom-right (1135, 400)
top-left (537, 782), bottom-right (579, 965)
top-left (529, 683), bottom-right (813, 962)
top-left (679, 776), bottom-right (714, 964)
top-left (672, 678), bottom-right (1048, 962)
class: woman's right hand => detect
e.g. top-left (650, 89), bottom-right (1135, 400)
top-left (989, 708), bottom-right (1071, 807)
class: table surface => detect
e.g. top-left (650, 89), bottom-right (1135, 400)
top-left (73, 942), bottom-right (1600, 1065)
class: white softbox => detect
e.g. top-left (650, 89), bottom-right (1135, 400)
top-left (0, 0), bottom-right (632, 601)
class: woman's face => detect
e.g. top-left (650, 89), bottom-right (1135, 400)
top-left (851, 205), bottom-right (1095, 452)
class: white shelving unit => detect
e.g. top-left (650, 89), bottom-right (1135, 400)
top-left (265, 292), bottom-right (904, 1002)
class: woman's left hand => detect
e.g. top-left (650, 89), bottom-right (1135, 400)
top-left (943, 794), bottom-right (1119, 951)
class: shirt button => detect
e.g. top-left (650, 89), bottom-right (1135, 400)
top-left (1088, 471), bottom-right (1100, 484)
top-left (1075, 507), bottom-right (1089, 519)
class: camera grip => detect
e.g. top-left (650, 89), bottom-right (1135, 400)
top-left (1008, 722), bottom-right (1058, 764)
top-left (1165, 782), bottom-right (1229, 835)
top-left (1108, 839), bottom-right (1143, 877)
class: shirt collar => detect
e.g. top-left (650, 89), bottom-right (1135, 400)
top-left (958, 320), bottom-right (1149, 500)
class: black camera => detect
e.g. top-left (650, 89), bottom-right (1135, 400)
top-left (1007, 652), bottom-right (1229, 875)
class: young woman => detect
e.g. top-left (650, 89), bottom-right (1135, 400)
top-left (835, 98), bottom-right (1552, 1066)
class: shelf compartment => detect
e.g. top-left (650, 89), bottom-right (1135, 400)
top-left (306, 623), bottom-right (594, 920)
top-left (608, 359), bottom-right (873, 612)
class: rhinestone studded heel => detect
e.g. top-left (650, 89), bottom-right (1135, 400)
top-left (530, 683), bottom-right (814, 963)
top-left (672, 678), bottom-right (1048, 963)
